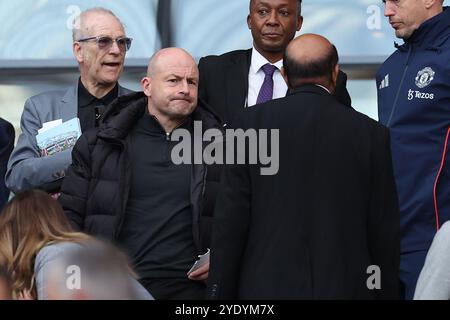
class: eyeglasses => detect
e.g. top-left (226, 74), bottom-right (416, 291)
top-left (76, 36), bottom-right (133, 52)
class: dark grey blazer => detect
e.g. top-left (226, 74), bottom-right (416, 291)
top-left (6, 84), bottom-right (132, 193)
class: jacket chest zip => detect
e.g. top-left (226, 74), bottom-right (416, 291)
top-left (386, 44), bottom-right (413, 127)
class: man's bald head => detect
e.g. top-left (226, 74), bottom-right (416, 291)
top-left (283, 34), bottom-right (339, 91)
top-left (141, 48), bottom-right (199, 133)
top-left (146, 48), bottom-right (197, 77)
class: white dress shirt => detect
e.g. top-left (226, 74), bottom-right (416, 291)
top-left (247, 47), bottom-right (288, 107)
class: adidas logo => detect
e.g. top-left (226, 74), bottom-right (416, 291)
top-left (379, 74), bottom-right (389, 89)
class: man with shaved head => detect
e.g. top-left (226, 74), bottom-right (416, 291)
top-left (60, 48), bottom-right (223, 299)
top-left (207, 34), bottom-right (400, 299)
top-left (6, 8), bottom-right (132, 194)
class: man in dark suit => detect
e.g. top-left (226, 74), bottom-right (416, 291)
top-left (0, 118), bottom-right (14, 209)
top-left (207, 34), bottom-right (400, 299)
top-left (198, 0), bottom-right (352, 125)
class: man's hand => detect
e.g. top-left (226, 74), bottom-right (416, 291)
top-left (187, 261), bottom-right (209, 281)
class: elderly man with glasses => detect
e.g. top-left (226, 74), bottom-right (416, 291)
top-left (6, 7), bottom-right (133, 194)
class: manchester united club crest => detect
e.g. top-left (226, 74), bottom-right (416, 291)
top-left (415, 67), bottom-right (435, 89)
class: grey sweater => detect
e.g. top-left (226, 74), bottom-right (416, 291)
top-left (34, 242), bottom-right (153, 300)
top-left (414, 221), bottom-right (450, 300)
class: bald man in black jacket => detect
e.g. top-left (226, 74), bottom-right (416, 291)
top-left (207, 34), bottom-right (400, 300)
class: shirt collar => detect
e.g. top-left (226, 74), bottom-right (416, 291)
top-left (78, 78), bottom-right (119, 108)
top-left (141, 108), bottom-right (193, 136)
top-left (250, 47), bottom-right (283, 75)
top-left (315, 84), bottom-right (331, 94)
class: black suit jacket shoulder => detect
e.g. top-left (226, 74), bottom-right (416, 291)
top-left (199, 49), bottom-right (352, 125)
top-left (199, 49), bottom-right (251, 125)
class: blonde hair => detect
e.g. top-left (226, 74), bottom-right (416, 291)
top-left (0, 190), bottom-right (90, 298)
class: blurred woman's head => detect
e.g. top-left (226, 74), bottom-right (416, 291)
top-left (0, 190), bottom-right (89, 298)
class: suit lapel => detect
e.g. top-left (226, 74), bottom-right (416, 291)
top-left (60, 85), bottom-right (78, 121)
top-left (224, 49), bottom-right (251, 122)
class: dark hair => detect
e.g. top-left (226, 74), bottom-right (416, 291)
top-left (250, 0), bottom-right (302, 16)
top-left (283, 44), bottom-right (339, 88)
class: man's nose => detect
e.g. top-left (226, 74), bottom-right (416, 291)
top-left (109, 40), bottom-right (121, 54)
top-left (266, 10), bottom-right (280, 25)
top-left (384, 1), bottom-right (395, 17)
top-left (179, 80), bottom-right (190, 95)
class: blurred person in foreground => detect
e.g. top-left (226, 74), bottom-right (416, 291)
top-left (414, 221), bottom-right (450, 300)
top-left (0, 190), bottom-right (151, 300)
top-left (45, 239), bottom-right (154, 300)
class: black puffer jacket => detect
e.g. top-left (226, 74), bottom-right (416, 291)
top-left (59, 92), bottom-right (223, 251)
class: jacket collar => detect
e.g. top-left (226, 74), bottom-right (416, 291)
top-left (60, 82), bottom-right (132, 122)
top-left (288, 84), bottom-right (333, 97)
top-left (60, 85), bottom-right (78, 121)
top-left (250, 47), bottom-right (283, 75)
top-left (397, 6), bottom-right (450, 50)
top-left (224, 49), bottom-right (252, 117)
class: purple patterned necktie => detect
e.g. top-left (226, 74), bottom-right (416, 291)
top-left (256, 63), bottom-right (278, 105)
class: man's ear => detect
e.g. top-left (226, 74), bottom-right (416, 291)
top-left (73, 42), bottom-right (83, 64)
top-left (333, 64), bottom-right (340, 79)
top-left (423, 0), bottom-right (437, 9)
top-left (141, 77), bottom-right (152, 97)
top-left (296, 15), bottom-right (303, 32)
top-left (247, 14), bottom-right (252, 30)
top-left (331, 64), bottom-right (340, 91)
